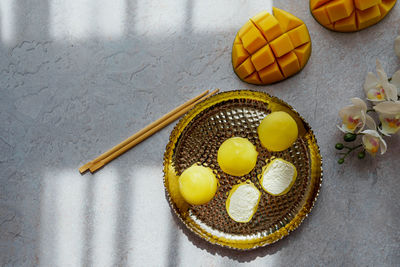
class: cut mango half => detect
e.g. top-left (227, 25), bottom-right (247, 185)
top-left (226, 181), bottom-right (261, 223)
top-left (310, 0), bottom-right (397, 32)
top-left (232, 7), bottom-right (312, 85)
top-left (260, 158), bottom-right (297, 196)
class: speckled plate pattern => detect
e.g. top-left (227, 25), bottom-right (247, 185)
top-left (163, 90), bottom-right (322, 250)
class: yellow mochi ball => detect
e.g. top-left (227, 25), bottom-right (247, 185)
top-left (258, 111), bottom-right (298, 152)
top-left (217, 137), bottom-right (258, 176)
top-left (178, 165), bottom-right (218, 205)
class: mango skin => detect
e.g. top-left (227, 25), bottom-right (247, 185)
top-left (232, 8), bottom-right (312, 85)
top-left (310, 0), bottom-right (397, 32)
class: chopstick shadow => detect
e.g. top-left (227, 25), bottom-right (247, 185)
top-left (113, 166), bottom-right (134, 266)
top-left (82, 173), bottom-right (95, 266)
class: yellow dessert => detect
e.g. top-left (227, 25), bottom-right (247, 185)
top-left (232, 8), bottom-right (312, 85)
top-left (167, 165), bottom-right (190, 212)
top-left (178, 164), bottom-right (218, 205)
top-left (217, 137), bottom-right (258, 176)
top-left (259, 158), bottom-right (297, 196)
top-left (226, 181), bottom-right (261, 223)
top-left (310, 0), bottom-right (397, 32)
top-left (258, 111), bottom-right (298, 152)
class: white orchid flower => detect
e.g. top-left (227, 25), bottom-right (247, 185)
top-left (363, 59), bottom-right (398, 102)
top-left (390, 69), bottom-right (400, 96)
top-left (373, 101), bottom-right (400, 135)
top-left (395, 36), bottom-right (400, 58)
top-left (338, 98), bottom-right (375, 133)
top-left (361, 130), bottom-right (387, 156)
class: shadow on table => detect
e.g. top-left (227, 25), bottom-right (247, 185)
top-left (167, 202), bottom-right (309, 263)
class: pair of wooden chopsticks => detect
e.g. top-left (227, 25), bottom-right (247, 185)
top-left (79, 89), bottom-right (219, 174)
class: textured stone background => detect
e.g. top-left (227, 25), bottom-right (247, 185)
top-left (1, 0), bottom-right (399, 266)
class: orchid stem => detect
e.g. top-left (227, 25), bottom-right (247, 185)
top-left (366, 109), bottom-right (375, 113)
top-left (340, 144), bottom-right (363, 159)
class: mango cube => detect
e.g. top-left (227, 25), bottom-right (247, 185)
top-left (232, 43), bottom-right (249, 68)
top-left (277, 52), bottom-right (300, 78)
top-left (356, 5), bottom-right (381, 29)
top-left (354, 0), bottom-right (381, 11)
top-left (312, 6), bottom-right (332, 25)
top-left (326, 0), bottom-right (354, 23)
top-left (244, 72), bottom-right (262, 84)
top-left (258, 62), bottom-right (284, 84)
top-left (251, 12), bottom-right (283, 42)
top-left (235, 58), bottom-right (256, 79)
top-left (287, 24), bottom-right (311, 48)
top-left (241, 27), bottom-right (267, 54)
top-left (233, 34), bottom-right (242, 45)
top-left (310, 0), bottom-right (332, 9)
top-left (334, 11), bottom-right (357, 32)
top-left (270, 33), bottom-right (294, 58)
top-left (272, 7), bottom-right (303, 32)
top-left (294, 43), bottom-right (312, 69)
top-left (238, 21), bottom-right (253, 38)
top-left (251, 45), bottom-right (275, 71)
top-left (379, 0), bottom-right (397, 17)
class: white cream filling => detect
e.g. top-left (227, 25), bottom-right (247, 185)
top-left (228, 184), bottom-right (260, 222)
top-left (262, 159), bottom-right (295, 195)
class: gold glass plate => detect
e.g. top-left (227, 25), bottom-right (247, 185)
top-left (163, 90), bottom-right (322, 250)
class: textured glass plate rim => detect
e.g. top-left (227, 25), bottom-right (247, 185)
top-left (163, 90), bottom-right (323, 250)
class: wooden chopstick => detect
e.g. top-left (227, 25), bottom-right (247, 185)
top-left (79, 89), bottom-right (219, 174)
top-left (79, 89), bottom-right (211, 173)
top-left (79, 89), bottom-right (209, 173)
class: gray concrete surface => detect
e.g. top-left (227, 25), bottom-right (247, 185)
top-left (1, 0), bottom-right (399, 266)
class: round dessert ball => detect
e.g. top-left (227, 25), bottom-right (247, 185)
top-left (258, 111), bottom-right (298, 152)
top-left (178, 164), bottom-right (218, 205)
top-left (217, 137), bottom-right (258, 176)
